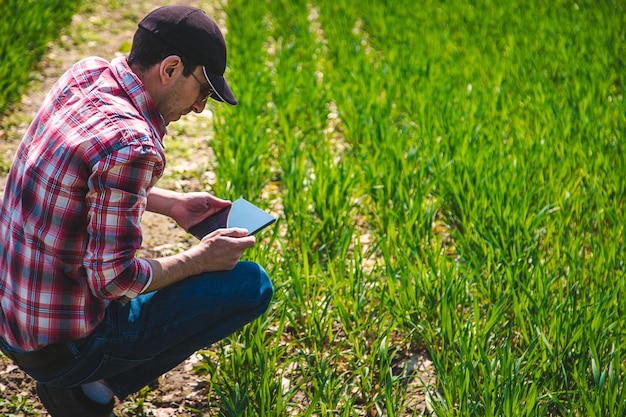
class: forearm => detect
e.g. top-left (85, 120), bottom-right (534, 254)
top-left (140, 228), bottom-right (256, 293)
top-left (143, 247), bottom-right (204, 292)
top-left (146, 187), bottom-right (181, 217)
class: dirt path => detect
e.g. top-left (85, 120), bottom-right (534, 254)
top-left (0, 1), bottom-right (220, 416)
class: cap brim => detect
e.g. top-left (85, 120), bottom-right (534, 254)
top-left (203, 67), bottom-right (237, 106)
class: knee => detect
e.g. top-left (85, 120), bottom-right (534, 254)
top-left (255, 263), bottom-right (274, 314)
top-left (238, 261), bottom-right (273, 315)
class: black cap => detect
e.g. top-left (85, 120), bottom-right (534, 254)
top-left (139, 5), bottom-right (237, 105)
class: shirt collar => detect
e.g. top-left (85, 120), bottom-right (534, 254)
top-left (110, 57), bottom-right (167, 143)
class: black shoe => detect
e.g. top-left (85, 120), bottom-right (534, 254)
top-left (36, 382), bottom-right (116, 417)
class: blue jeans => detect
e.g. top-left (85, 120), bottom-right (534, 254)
top-left (19, 261), bottom-right (273, 399)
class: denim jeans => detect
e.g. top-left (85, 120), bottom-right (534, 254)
top-left (17, 261), bottom-right (273, 399)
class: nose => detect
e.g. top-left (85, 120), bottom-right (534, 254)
top-left (192, 99), bottom-right (207, 113)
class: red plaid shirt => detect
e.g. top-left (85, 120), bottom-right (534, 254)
top-left (0, 57), bottom-right (167, 351)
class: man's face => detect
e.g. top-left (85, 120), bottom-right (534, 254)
top-left (160, 66), bottom-right (212, 124)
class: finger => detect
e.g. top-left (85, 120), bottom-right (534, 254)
top-left (223, 230), bottom-right (256, 249)
top-left (208, 195), bottom-right (232, 208)
top-left (221, 227), bottom-right (251, 237)
top-left (239, 234), bottom-right (257, 248)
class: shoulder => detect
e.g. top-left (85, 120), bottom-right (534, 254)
top-left (41, 58), bottom-right (166, 163)
top-left (61, 57), bottom-right (111, 87)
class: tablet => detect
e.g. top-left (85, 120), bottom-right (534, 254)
top-left (188, 198), bottom-right (277, 239)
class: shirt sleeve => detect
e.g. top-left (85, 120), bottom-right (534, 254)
top-left (84, 141), bottom-right (161, 302)
top-left (140, 267), bottom-right (154, 294)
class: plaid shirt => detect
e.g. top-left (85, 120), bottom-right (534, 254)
top-left (0, 57), bottom-right (167, 351)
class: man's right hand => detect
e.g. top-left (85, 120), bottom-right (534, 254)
top-left (143, 227), bottom-right (256, 293)
top-left (196, 228), bottom-right (256, 271)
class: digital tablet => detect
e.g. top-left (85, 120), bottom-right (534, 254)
top-left (188, 198), bottom-right (277, 239)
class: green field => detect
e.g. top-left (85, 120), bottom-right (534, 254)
top-left (0, 0), bottom-right (80, 114)
top-left (2, 0), bottom-right (625, 416)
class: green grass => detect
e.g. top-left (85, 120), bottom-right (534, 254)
top-left (205, 0), bottom-right (625, 415)
top-left (0, 0), bottom-right (82, 114)
top-left (2, 0), bottom-right (625, 415)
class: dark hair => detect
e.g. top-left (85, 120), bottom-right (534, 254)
top-left (128, 27), bottom-right (197, 76)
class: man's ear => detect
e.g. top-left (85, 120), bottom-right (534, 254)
top-left (159, 55), bottom-right (184, 85)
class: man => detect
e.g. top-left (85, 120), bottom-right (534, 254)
top-left (0, 6), bottom-right (273, 417)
